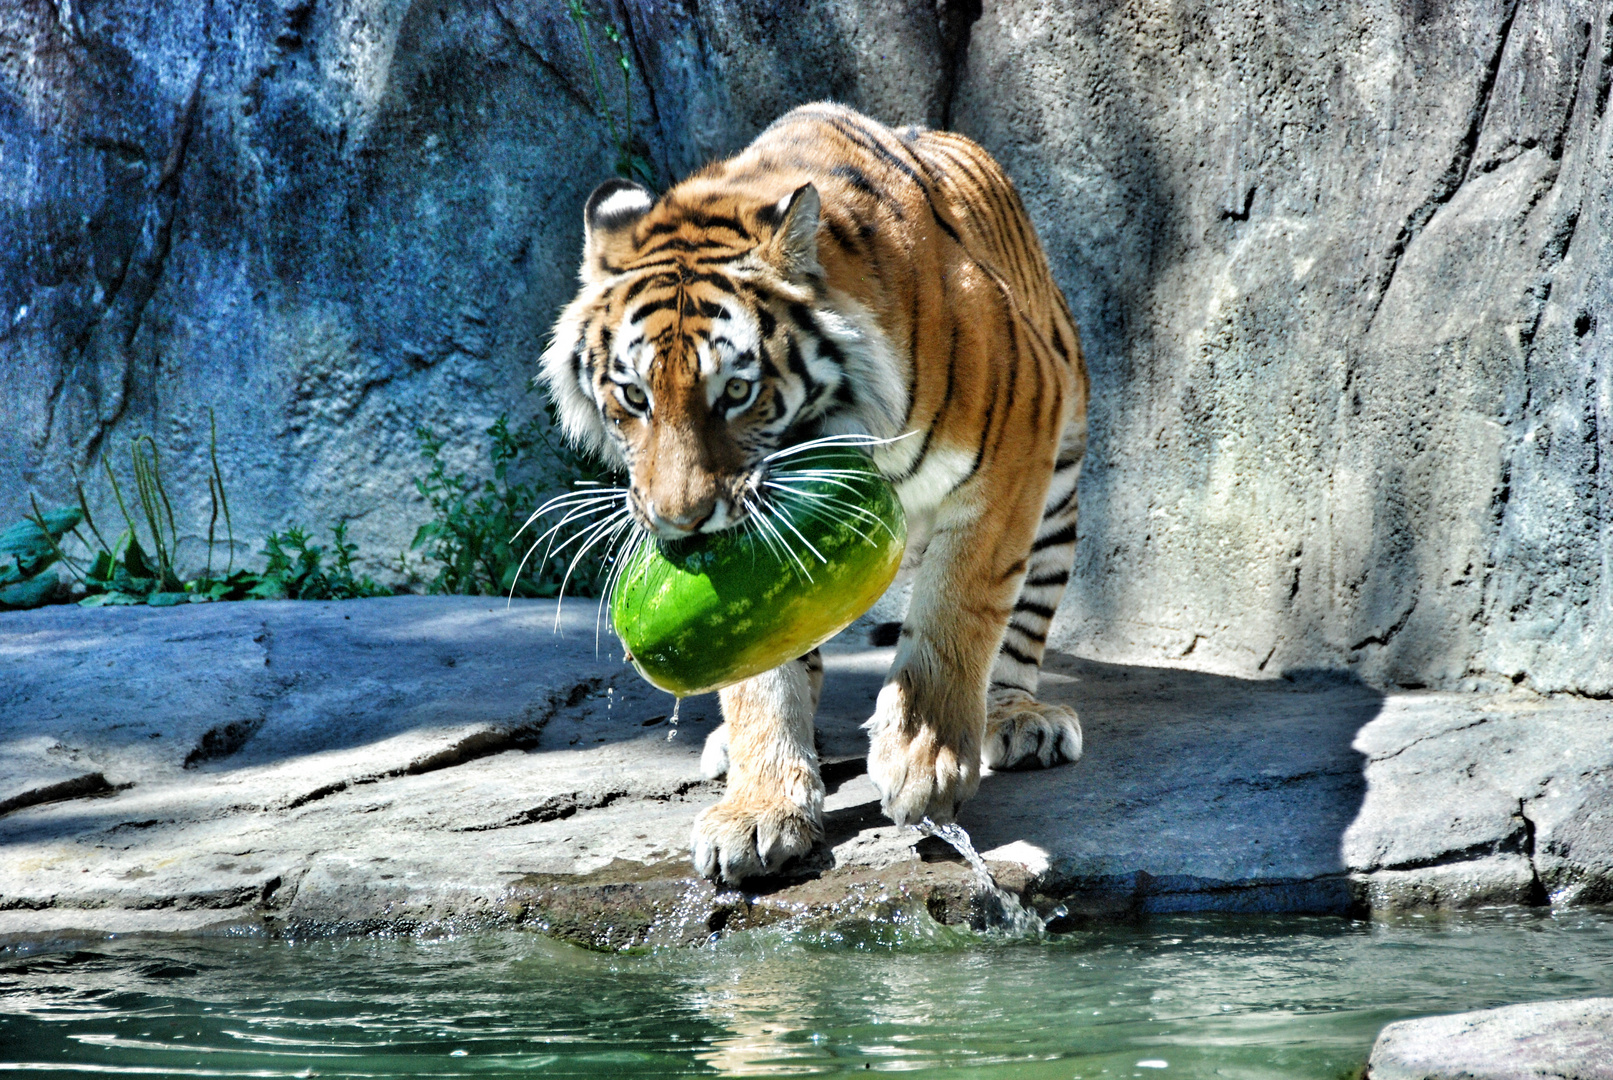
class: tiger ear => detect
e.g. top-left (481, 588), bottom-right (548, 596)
top-left (760, 183), bottom-right (822, 281)
top-left (582, 178), bottom-right (654, 281)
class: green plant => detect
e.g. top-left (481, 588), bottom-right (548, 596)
top-left (0, 506), bottom-right (82, 610)
top-left (567, 0), bottom-right (656, 188)
top-left (410, 408), bottom-right (623, 598)
top-left (246, 521), bottom-right (389, 601)
top-left (72, 433), bottom-right (194, 606)
top-left (2, 410), bottom-right (390, 610)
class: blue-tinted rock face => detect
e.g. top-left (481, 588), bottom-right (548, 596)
top-left (954, 0), bottom-right (1613, 695)
top-left (2, 0), bottom-right (1609, 694)
top-left (0, 0), bottom-right (955, 602)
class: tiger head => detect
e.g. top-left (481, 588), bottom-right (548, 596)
top-left (541, 177), bottom-right (902, 540)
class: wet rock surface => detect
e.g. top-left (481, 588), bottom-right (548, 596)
top-left (2, 598), bottom-right (1609, 946)
top-left (1367, 997), bottom-right (1613, 1080)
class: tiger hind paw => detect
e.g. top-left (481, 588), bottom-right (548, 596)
top-left (983, 691), bottom-right (1082, 771)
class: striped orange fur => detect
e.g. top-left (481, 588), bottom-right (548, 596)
top-left (543, 103), bottom-right (1089, 884)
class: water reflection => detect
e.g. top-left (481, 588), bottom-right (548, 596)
top-left (0, 910), bottom-right (1610, 1077)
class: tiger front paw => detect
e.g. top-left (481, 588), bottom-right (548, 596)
top-left (691, 790), bottom-right (822, 885)
top-left (864, 680), bottom-right (981, 826)
top-left (984, 690), bottom-right (1082, 770)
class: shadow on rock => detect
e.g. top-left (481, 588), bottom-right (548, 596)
top-left (946, 653), bottom-right (1379, 916)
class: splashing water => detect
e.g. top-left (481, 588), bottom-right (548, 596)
top-left (913, 818), bottom-right (1052, 936)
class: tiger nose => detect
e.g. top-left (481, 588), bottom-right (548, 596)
top-left (647, 498), bottom-right (715, 535)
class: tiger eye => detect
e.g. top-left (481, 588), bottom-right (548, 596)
top-left (622, 384), bottom-right (648, 409)
top-left (723, 378), bottom-right (750, 403)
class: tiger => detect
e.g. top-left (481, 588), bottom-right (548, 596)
top-left (541, 102), bottom-right (1088, 885)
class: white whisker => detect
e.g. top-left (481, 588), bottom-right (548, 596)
top-left (516, 489), bottom-right (627, 540)
top-left (765, 498), bottom-right (828, 568)
top-left (768, 485), bottom-right (879, 546)
top-left (593, 519), bottom-right (644, 651)
top-left (535, 506), bottom-right (631, 587)
top-left (737, 503), bottom-right (764, 574)
top-left (762, 430), bottom-right (915, 463)
top-left (745, 496), bottom-right (792, 571)
top-left (525, 497), bottom-right (624, 554)
top-left (509, 503), bottom-right (626, 607)
top-left (763, 482), bottom-right (898, 542)
top-left (753, 501), bottom-right (813, 581)
top-left (765, 472), bottom-right (885, 501)
top-left (553, 509), bottom-right (636, 629)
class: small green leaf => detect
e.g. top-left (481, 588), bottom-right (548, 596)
top-left (110, 564), bottom-right (156, 596)
top-left (410, 523), bottom-right (440, 550)
top-left (247, 578), bottom-right (287, 600)
top-left (123, 533), bottom-right (153, 579)
top-left (81, 589), bottom-right (147, 607)
top-left (0, 506), bottom-right (82, 580)
top-left (0, 574), bottom-right (60, 610)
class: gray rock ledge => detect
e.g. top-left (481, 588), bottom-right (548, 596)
top-left (1, 597), bottom-right (1609, 947)
top-left (1367, 997), bottom-right (1613, 1080)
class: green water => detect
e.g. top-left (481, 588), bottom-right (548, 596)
top-left (4, 910), bottom-right (1613, 1078)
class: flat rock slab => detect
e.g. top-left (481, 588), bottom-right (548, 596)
top-left (1368, 997), bottom-right (1613, 1080)
top-left (1, 598), bottom-right (1609, 946)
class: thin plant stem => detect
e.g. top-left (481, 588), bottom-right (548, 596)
top-left (618, 32), bottom-right (633, 171)
top-left (147, 438), bottom-right (180, 557)
top-left (209, 407), bottom-right (234, 573)
top-left (25, 493), bottom-right (87, 583)
top-left (131, 438), bottom-right (174, 584)
top-left (205, 476), bottom-right (219, 579)
top-left (102, 454), bottom-right (139, 548)
top-left (568, 0), bottom-right (620, 151)
top-left (142, 436), bottom-right (181, 582)
top-left (71, 467), bottom-right (112, 555)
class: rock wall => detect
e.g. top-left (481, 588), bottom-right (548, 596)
top-left (3, 0), bottom-right (1609, 694)
top-left (0, 0), bottom-right (956, 575)
top-left (959, 0), bottom-right (1613, 695)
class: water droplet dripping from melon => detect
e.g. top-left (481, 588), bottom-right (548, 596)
top-left (666, 696), bottom-right (682, 741)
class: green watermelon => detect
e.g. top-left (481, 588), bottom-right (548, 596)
top-left (610, 445), bottom-right (906, 696)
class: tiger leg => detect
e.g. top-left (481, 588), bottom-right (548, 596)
top-left (692, 650), bottom-right (825, 884)
top-left (865, 463), bottom-right (1054, 825)
top-left (983, 420), bottom-right (1085, 770)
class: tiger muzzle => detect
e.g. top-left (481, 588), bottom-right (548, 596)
top-left (643, 494), bottom-right (716, 537)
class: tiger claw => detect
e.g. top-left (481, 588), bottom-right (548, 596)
top-left (983, 692), bottom-right (1082, 771)
top-left (690, 794), bottom-right (821, 885)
